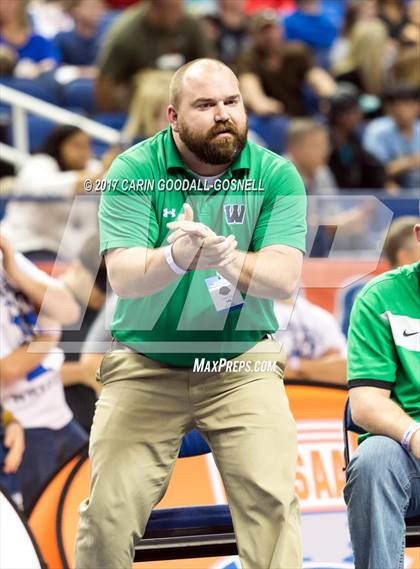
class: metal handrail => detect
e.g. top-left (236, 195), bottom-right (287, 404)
top-left (0, 84), bottom-right (121, 162)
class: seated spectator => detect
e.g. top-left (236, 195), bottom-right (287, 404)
top-left (363, 84), bottom-right (420, 194)
top-left (283, 0), bottom-right (338, 67)
top-left (344, 221), bottom-right (420, 569)
top-left (95, 0), bottom-right (213, 111)
top-left (274, 292), bottom-right (347, 384)
top-left (338, 215), bottom-right (420, 336)
top-left (328, 90), bottom-right (386, 189)
top-left (394, 0), bottom-right (420, 87)
top-left (0, 405), bottom-right (25, 507)
top-left (378, 0), bottom-right (408, 40)
top-left (0, 0), bottom-right (60, 78)
top-left (237, 10), bottom-right (336, 116)
top-left (286, 118), bottom-right (337, 195)
top-left (202, 0), bottom-right (250, 67)
top-left (329, 0), bottom-right (378, 71)
top-left (54, 0), bottom-right (107, 69)
top-left (286, 118), bottom-right (376, 256)
top-left (28, 0), bottom-right (74, 39)
top-left (59, 234), bottom-right (108, 433)
top-left (122, 68), bottom-right (173, 141)
top-left (331, 19), bottom-right (394, 96)
top-left (1, 125), bottom-right (115, 262)
top-left (0, 234), bottom-right (87, 514)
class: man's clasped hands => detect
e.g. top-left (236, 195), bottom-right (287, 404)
top-left (166, 203), bottom-right (238, 271)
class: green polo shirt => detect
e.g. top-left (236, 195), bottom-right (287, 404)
top-left (99, 127), bottom-right (306, 366)
top-left (347, 262), bottom-right (420, 442)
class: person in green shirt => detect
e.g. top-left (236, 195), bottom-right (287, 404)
top-left (75, 58), bottom-right (306, 569)
top-left (344, 223), bottom-right (420, 569)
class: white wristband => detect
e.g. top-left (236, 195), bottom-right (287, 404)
top-left (164, 244), bottom-right (186, 276)
top-left (401, 423), bottom-right (420, 451)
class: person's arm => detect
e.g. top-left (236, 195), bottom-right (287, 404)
top-left (386, 153), bottom-right (420, 178)
top-left (15, 155), bottom-right (105, 198)
top-left (2, 415), bottom-right (25, 474)
top-left (305, 67), bottom-right (337, 98)
top-left (293, 352), bottom-right (347, 384)
top-left (79, 353), bottom-right (103, 394)
top-left (0, 334), bottom-right (59, 386)
top-left (217, 245), bottom-right (303, 300)
top-left (350, 386), bottom-right (419, 458)
top-left (239, 72), bottom-right (284, 115)
top-left (347, 283), bottom-right (420, 458)
top-left (0, 235), bottom-right (80, 325)
top-left (61, 361), bottom-right (86, 386)
top-left (105, 227), bottom-right (208, 298)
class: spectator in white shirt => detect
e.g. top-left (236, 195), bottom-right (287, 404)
top-left (274, 293), bottom-right (347, 384)
top-left (0, 234), bottom-right (87, 514)
top-left (2, 125), bottom-right (115, 261)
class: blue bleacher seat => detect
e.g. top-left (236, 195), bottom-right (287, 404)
top-left (0, 75), bottom-right (61, 106)
top-left (62, 78), bottom-right (95, 113)
top-left (247, 114), bottom-right (289, 155)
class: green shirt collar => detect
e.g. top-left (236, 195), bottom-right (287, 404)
top-left (164, 126), bottom-right (251, 177)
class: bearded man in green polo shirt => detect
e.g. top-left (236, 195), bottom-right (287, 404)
top-left (75, 58), bottom-right (306, 569)
top-left (344, 223), bottom-right (420, 569)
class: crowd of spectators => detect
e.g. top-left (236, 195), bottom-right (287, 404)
top-left (0, 0), bottom-right (418, 524)
top-left (0, 0), bottom-right (419, 193)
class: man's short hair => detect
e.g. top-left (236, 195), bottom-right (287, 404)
top-left (169, 58), bottom-right (231, 109)
top-left (383, 216), bottom-right (420, 266)
top-left (286, 119), bottom-right (327, 147)
top-left (383, 84), bottom-right (420, 104)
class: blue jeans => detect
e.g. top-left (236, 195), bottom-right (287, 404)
top-left (344, 435), bottom-right (420, 569)
top-left (17, 419), bottom-right (88, 514)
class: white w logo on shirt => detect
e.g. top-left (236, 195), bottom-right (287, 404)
top-left (224, 204), bottom-right (246, 224)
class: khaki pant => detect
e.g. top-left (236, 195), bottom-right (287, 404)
top-left (75, 339), bottom-right (301, 569)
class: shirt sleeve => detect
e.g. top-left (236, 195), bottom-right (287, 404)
top-left (252, 160), bottom-right (307, 253)
top-left (347, 286), bottom-right (397, 389)
top-left (99, 155), bottom-right (159, 255)
top-left (362, 124), bottom-right (390, 164)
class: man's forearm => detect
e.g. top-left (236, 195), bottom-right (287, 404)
top-left (350, 388), bottom-right (416, 443)
top-left (217, 248), bottom-right (301, 300)
top-left (106, 247), bottom-right (180, 298)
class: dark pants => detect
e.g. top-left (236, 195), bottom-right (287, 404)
top-left (17, 419), bottom-right (88, 514)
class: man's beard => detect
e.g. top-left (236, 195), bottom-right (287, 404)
top-left (178, 118), bottom-right (248, 165)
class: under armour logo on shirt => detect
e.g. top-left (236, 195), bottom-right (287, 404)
top-left (163, 208), bottom-right (177, 218)
top-left (224, 204), bottom-right (246, 224)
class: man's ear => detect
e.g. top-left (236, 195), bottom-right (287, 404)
top-left (167, 105), bottom-right (179, 133)
top-left (414, 224), bottom-right (420, 244)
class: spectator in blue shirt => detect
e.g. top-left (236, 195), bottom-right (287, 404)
top-left (363, 84), bottom-right (420, 193)
top-left (54, 0), bottom-right (107, 68)
top-left (283, 0), bottom-right (338, 67)
top-left (0, 0), bottom-right (60, 78)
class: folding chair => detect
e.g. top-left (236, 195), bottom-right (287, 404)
top-left (133, 429), bottom-right (238, 562)
top-left (343, 399), bottom-right (420, 548)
